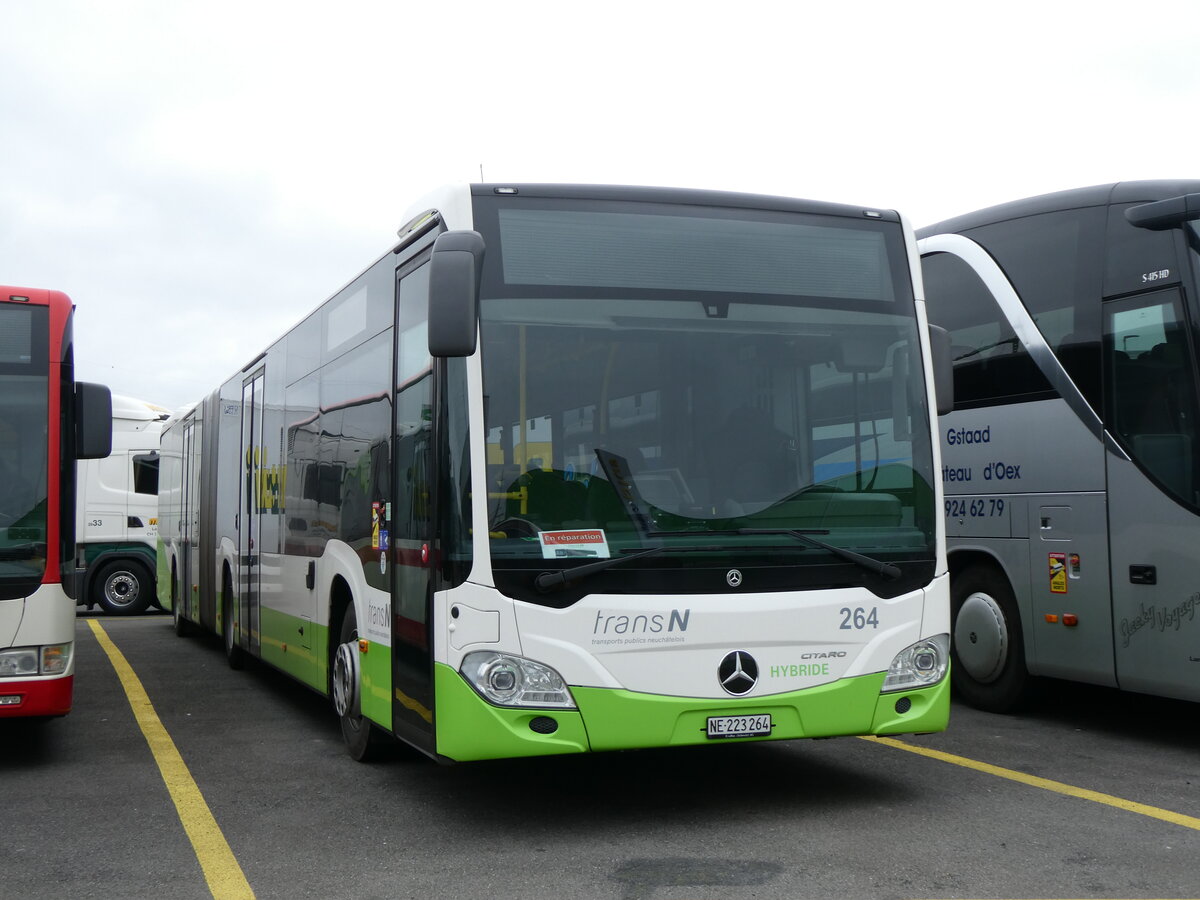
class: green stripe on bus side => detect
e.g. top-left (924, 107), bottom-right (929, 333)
top-left (360, 640), bottom-right (392, 731)
top-left (258, 607), bottom-right (325, 692)
top-left (251, 606), bottom-right (392, 730)
top-left (433, 663), bottom-right (949, 762)
top-left (155, 538), bottom-right (171, 609)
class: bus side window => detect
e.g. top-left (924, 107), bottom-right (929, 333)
top-left (969, 207), bottom-right (1106, 413)
top-left (1105, 291), bottom-right (1200, 505)
top-left (921, 251), bottom-right (1052, 408)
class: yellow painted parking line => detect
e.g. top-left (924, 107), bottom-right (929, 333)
top-left (864, 735), bottom-right (1200, 832)
top-left (86, 619), bottom-right (255, 900)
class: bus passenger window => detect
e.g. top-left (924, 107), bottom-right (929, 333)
top-left (1105, 293), bottom-right (1200, 505)
top-left (921, 251), bottom-right (1053, 408)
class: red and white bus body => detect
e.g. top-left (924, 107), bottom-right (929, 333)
top-left (1, 286), bottom-right (110, 718)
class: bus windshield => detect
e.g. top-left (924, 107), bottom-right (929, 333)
top-left (0, 305), bottom-right (50, 594)
top-left (477, 200), bottom-right (936, 599)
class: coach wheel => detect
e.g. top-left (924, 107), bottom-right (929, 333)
top-left (93, 559), bottom-right (153, 615)
top-left (951, 564), bottom-right (1031, 712)
top-left (222, 572), bottom-right (246, 670)
top-left (333, 606), bottom-right (385, 762)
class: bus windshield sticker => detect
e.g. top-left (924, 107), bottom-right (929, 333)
top-left (539, 529), bottom-right (611, 560)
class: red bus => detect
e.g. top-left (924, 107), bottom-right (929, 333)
top-left (1, 285), bottom-right (110, 718)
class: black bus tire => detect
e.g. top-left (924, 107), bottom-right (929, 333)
top-left (333, 606), bottom-right (387, 762)
top-left (222, 571), bottom-right (246, 670)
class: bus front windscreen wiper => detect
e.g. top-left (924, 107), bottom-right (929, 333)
top-left (735, 528), bottom-right (901, 580)
top-left (534, 545), bottom-right (667, 593)
top-left (534, 543), bottom-right (731, 593)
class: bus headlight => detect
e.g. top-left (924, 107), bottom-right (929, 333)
top-left (460, 651), bottom-right (576, 709)
top-left (0, 648), bottom-right (39, 677)
top-left (881, 634), bottom-right (949, 693)
top-left (0, 643), bottom-right (70, 677)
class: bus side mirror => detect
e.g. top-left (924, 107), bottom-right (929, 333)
top-left (928, 325), bottom-right (954, 416)
top-left (428, 230), bottom-right (485, 358)
top-left (76, 381), bottom-right (113, 459)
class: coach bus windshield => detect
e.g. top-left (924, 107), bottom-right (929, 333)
top-left (474, 198), bottom-right (937, 602)
top-left (0, 304), bottom-right (49, 599)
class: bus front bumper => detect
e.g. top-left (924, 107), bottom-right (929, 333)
top-left (433, 663), bottom-right (948, 762)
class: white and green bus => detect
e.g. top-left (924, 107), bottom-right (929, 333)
top-left (159, 184), bottom-right (952, 762)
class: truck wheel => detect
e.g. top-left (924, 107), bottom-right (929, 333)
top-left (951, 564), bottom-right (1032, 712)
top-left (93, 559), bottom-right (153, 615)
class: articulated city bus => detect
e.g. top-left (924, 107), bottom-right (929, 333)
top-left (0, 285), bottom-right (110, 718)
top-left (160, 184), bottom-right (952, 761)
top-left (919, 180), bottom-right (1200, 711)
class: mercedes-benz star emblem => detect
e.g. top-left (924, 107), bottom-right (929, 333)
top-left (718, 650), bottom-right (758, 695)
top-left (726, 569), bottom-right (743, 588)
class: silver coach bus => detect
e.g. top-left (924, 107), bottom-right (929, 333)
top-left (919, 180), bottom-right (1200, 711)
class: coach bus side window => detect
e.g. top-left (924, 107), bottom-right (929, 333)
top-left (921, 251), bottom-right (1052, 408)
top-left (968, 209), bottom-right (1105, 413)
top-left (1105, 292), bottom-right (1200, 506)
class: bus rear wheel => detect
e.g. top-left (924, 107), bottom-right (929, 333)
top-left (93, 559), bottom-right (153, 615)
top-left (222, 571), bottom-right (246, 670)
top-left (332, 607), bottom-right (386, 762)
top-left (951, 564), bottom-right (1032, 712)
top-left (171, 568), bottom-right (192, 637)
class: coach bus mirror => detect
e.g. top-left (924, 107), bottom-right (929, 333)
top-left (928, 325), bottom-right (954, 415)
top-left (76, 382), bottom-right (113, 459)
top-left (428, 230), bottom-right (485, 358)
top-left (1126, 193), bottom-right (1200, 231)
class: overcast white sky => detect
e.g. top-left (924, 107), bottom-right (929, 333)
top-left (3, 0), bottom-right (1199, 410)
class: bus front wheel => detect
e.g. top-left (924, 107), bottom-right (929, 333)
top-left (951, 565), bottom-right (1031, 712)
top-left (332, 607), bottom-right (386, 762)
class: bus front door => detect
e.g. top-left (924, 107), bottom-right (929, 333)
top-left (1104, 288), bottom-right (1200, 702)
top-left (238, 370), bottom-right (265, 657)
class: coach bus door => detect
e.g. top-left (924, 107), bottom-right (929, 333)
top-left (238, 370), bottom-right (265, 655)
top-left (1103, 287), bottom-right (1200, 701)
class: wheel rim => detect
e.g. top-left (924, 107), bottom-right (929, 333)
top-left (332, 641), bottom-right (359, 719)
top-left (104, 572), bottom-right (139, 607)
top-left (955, 591), bottom-right (1008, 683)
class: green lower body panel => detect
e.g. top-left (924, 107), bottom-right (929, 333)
top-left (258, 607), bottom-right (324, 691)
top-left (155, 539), bottom-right (171, 609)
top-left (434, 662), bottom-right (949, 762)
top-left (435, 664), bottom-right (591, 762)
